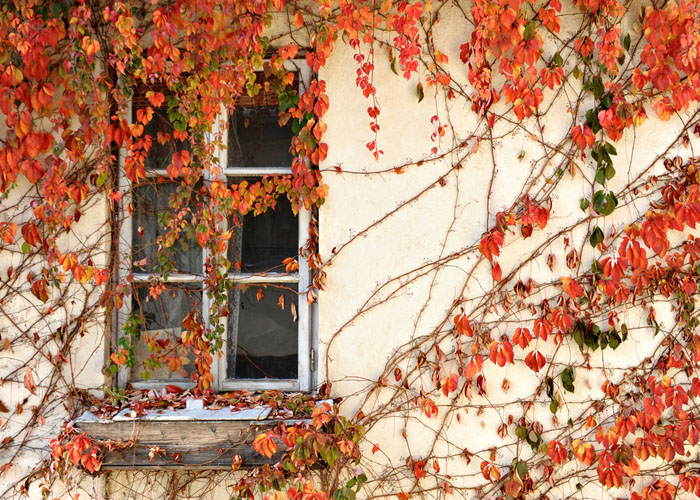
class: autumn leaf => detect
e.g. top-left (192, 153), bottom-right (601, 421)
top-left (572, 124), bottom-right (595, 151)
top-left (21, 160), bottom-right (45, 184)
top-left (0, 222), bottom-right (17, 244)
top-left (454, 313), bottom-right (473, 336)
top-left (524, 350), bottom-right (546, 372)
top-left (512, 327), bottom-right (532, 349)
top-left (561, 277), bottom-right (584, 298)
top-left (492, 262), bottom-right (502, 281)
top-left (146, 91), bottom-right (165, 107)
top-left (24, 367), bottom-right (36, 395)
top-left (252, 432), bottom-right (278, 458)
top-left (441, 372), bottom-right (459, 396)
top-left (136, 106), bottom-right (154, 125)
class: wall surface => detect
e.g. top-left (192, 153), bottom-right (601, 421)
top-left (1, 1), bottom-right (699, 499)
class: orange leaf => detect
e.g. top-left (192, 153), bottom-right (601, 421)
top-left (146, 90), bottom-right (165, 107)
top-left (294, 11), bottom-right (304, 28)
top-left (252, 432), bottom-right (278, 458)
top-left (0, 222), bottom-right (17, 244)
top-left (21, 160), bottom-right (45, 184)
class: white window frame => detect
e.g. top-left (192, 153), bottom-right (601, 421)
top-left (116, 60), bottom-right (314, 393)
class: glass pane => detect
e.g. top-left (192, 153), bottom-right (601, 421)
top-left (132, 182), bottom-right (202, 274)
top-left (131, 285), bottom-right (201, 381)
top-left (228, 106), bottom-right (294, 168)
top-left (227, 286), bottom-right (298, 379)
top-left (228, 193), bottom-right (298, 273)
top-left (134, 103), bottom-right (191, 171)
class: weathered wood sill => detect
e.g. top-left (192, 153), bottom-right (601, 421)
top-left (75, 405), bottom-right (297, 470)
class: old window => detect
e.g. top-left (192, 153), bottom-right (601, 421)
top-left (117, 63), bottom-right (313, 392)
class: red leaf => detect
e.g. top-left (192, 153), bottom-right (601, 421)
top-left (454, 313), bottom-right (473, 336)
top-left (492, 262), bottom-right (502, 281)
top-left (572, 124), bottom-right (595, 151)
top-left (561, 277), bottom-right (584, 298)
top-left (412, 459), bottom-right (427, 480)
top-left (525, 350), bottom-right (546, 372)
top-left (441, 372), bottom-right (459, 396)
top-left (512, 327), bottom-right (532, 349)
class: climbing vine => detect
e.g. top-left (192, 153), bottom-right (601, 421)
top-left (2, 0), bottom-right (700, 499)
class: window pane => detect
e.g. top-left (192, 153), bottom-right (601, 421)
top-left (133, 91), bottom-right (191, 171)
top-left (228, 195), bottom-right (298, 273)
top-left (131, 285), bottom-right (201, 381)
top-left (132, 182), bottom-right (202, 274)
top-left (227, 286), bottom-right (298, 379)
top-left (228, 106), bottom-right (294, 168)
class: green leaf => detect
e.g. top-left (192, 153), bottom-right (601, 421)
top-left (523, 21), bottom-right (537, 41)
top-left (608, 331), bottom-right (621, 349)
top-left (515, 425), bottom-right (527, 440)
top-left (390, 58), bottom-right (398, 76)
top-left (585, 108), bottom-right (602, 133)
top-left (591, 77), bottom-right (604, 99)
top-left (553, 52), bottom-right (563, 67)
top-left (604, 142), bottom-right (617, 155)
top-left (550, 398), bottom-right (560, 414)
top-left (599, 331), bottom-right (609, 350)
top-left (580, 198), bottom-right (590, 212)
top-left (516, 460), bottom-right (528, 478)
top-left (21, 242), bottom-right (31, 254)
top-left (593, 190), bottom-right (618, 216)
top-left (595, 167), bottom-right (606, 185)
top-left (604, 164), bottom-right (616, 180)
top-left (572, 66), bottom-right (581, 79)
top-left (589, 226), bottom-right (604, 248)
top-left (573, 324), bottom-right (584, 351)
top-left (623, 33), bottom-right (631, 51)
top-left (561, 367), bottom-right (575, 393)
top-left (96, 172), bottom-right (107, 187)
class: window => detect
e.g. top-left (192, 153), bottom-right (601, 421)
top-left (116, 62), bottom-right (314, 392)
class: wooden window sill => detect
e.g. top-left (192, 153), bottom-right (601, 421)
top-left (75, 403), bottom-right (303, 470)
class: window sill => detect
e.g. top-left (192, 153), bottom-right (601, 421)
top-left (75, 401), bottom-right (314, 470)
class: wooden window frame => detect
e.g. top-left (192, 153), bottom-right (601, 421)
top-left (115, 60), bottom-right (315, 393)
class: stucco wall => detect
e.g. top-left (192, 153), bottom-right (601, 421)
top-left (316, 3), bottom-right (697, 496)
top-left (0, 2), bottom-right (698, 498)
